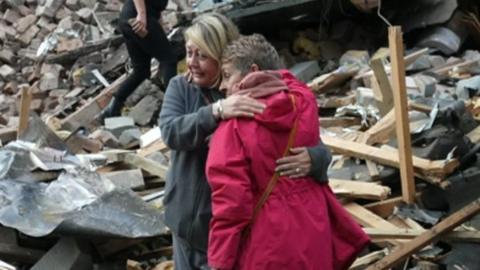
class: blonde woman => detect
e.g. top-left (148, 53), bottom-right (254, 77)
top-left (159, 13), bottom-right (332, 269)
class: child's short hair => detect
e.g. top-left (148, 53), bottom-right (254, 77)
top-left (222, 34), bottom-right (282, 75)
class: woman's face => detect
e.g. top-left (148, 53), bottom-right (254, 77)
top-left (185, 40), bottom-right (220, 88)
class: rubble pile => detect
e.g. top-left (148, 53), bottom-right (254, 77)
top-left (0, 0), bottom-right (479, 269)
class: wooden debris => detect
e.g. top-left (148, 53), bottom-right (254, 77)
top-left (124, 153), bottom-right (168, 179)
top-left (322, 135), bottom-right (459, 180)
top-left (17, 85), bottom-right (32, 138)
top-left (389, 26), bottom-right (416, 204)
top-left (364, 228), bottom-right (480, 243)
top-left (329, 179), bottom-right (391, 200)
top-left (367, 199), bottom-right (480, 270)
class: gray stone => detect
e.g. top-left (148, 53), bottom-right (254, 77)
top-left (0, 49), bottom-right (15, 64)
top-left (0, 65), bottom-right (15, 79)
top-left (15, 14), bottom-right (37, 33)
top-left (119, 128), bottom-right (142, 147)
top-left (39, 73), bottom-right (59, 91)
top-left (3, 9), bottom-right (21, 24)
top-left (289, 60), bottom-right (321, 83)
top-left (105, 116), bottom-right (136, 138)
top-left (456, 75), bottom-right (480, 100)
top-left (128, 95), bottom-right (160, 126)
top-left (31, 238), bottom-right (92, 270)
top-left (104, 169), bottom-right (144, 190)
top-left (17, 24), bottom-right (39, 45)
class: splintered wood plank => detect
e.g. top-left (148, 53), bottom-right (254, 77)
top-left (124, 153), bottom-right (168, 179)
top-left (366, 199), bottom-right (480, 270)
top-left (319, 117), bottom-right (361, 128)
top-left (322, 135), bottom-right (459, 179)
top-left (364, 196), bottom-right (407, 218)
top-left (467, 125), bottom-right (480, 144)
top-left (389, 26), bottom-right (415, 204)
top-left (350, 249), bottom-right (388, 270)
top-left (60, 74), bottom-right (126, 131)
top-left (370, 58), bottom-right (394, 116)
top-left (364, 228), bottom-right (480, 243)
top-left (18, 85), bottom-right (32, 138)
top-left (329, 179), bottom-right (391, 200)
top-left (344, 202), bottom-right (402, 246)
top-left (137, 140), bottom-right (168, 157)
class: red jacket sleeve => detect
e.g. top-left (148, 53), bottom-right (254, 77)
top-left (206, 120), bottom-right (253, 270)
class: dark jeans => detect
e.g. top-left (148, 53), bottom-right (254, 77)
top-left (115, 16), bottom-right (177, 104)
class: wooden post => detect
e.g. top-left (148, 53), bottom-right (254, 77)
top-left (389, 26), bottom-right (415, 204)
top-left (366, 199), bottom-right (480, 270)
top-left (18, 85), bottom-right (32, 138)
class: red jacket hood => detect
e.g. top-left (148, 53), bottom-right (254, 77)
top-left (235, 69), bottom-right (313, 132)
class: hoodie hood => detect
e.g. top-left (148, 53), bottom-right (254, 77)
top-left (233, 71), bottom-right (302, 131)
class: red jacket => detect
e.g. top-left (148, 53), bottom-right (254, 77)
top-left (206, 70), bottom-right (369, 270)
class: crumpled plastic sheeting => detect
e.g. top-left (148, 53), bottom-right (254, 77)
top-left (0, 141), bottom-right (78, 181)
top-left (57, 188), bottom-right (168, 238)
top-left (0, 145), bottom-right (167, 238)
top-left (0, 167), bottom-right (115, 237)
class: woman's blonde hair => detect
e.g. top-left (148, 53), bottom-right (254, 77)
top-left (184, 13), bottom-right (240, 87)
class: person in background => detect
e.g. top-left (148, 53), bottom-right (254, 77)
top-left (98, 0), bottom-right (191, 120)
top-left (206, 34), bottom-right (369, 270)
top-left (159, 13), bottom-right (333, 270)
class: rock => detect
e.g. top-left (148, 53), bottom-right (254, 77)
top-left (0, 65), bottom-right (15, 79)
top-left (0, 49), bottom-right (15, 64)
top-left (128, 95), bottom-right (160, 126)
top-left (15, 14), bottom-right (37, 33)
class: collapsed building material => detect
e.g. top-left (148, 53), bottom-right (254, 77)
top-left (329, 179), bottom-right (391, 200)
top-left (322, 135), bottom-right (459, 181)
top-left (389, 26), bottom-right (415, 204)
top-left (366, 199), bottom-right (480, 270)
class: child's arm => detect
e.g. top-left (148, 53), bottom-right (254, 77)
top-left (206, 121), bottom-right (253, 270)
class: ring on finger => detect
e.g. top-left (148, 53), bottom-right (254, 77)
top-left (295, 167), bottom-right (301, 173)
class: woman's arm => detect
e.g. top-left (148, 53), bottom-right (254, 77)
top-left (275, 140), bottom-right (332, 182)
top-left (159, 78), bottom-right (219, 150)
top-left (206, 121), bottom-right (253, 270)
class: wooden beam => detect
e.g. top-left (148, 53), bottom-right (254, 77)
top-left (358, 109), bottom-right (396, 145)
top-left (124, 153), bottom-right (168, 179)
top-left (60, 74), bottom-right (126, 131)
top-left (467, 125), bottom-right (480, 144)
top-left (137, 140), bottom-right (168, 157)
top-left (344, 202), bottom-right (402, 246)
top-left (388, 26), bottom-right (415, 204)
top-left (329, 179), bottom-right (391, 200)
top-left (46, 35), bottom-right (124, 65)
top-left (350, 249), bottom-right (388, 270)
top-left (366, 199), bottom-right (480, 270)
top-left (370, 58), bottom-right (394, 116)
top-left (364, 228), bottom-right (480, 243)
top-left (319, 117), bottom-right (361, 128)
top-left (18, 85), bottom-right (32, 138)
top-left (322, 135), bottom-right (459, 179)
top-left (364, 196), bottom-right (406, 218)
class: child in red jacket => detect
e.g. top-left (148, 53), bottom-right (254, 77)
top-left (206, 34), bottom-right (369, 270)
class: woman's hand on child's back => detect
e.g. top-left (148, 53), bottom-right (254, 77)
top-left (275, 147), bottom-right (312, 178)
top-left (221, 94), bottom-right (265, 119)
